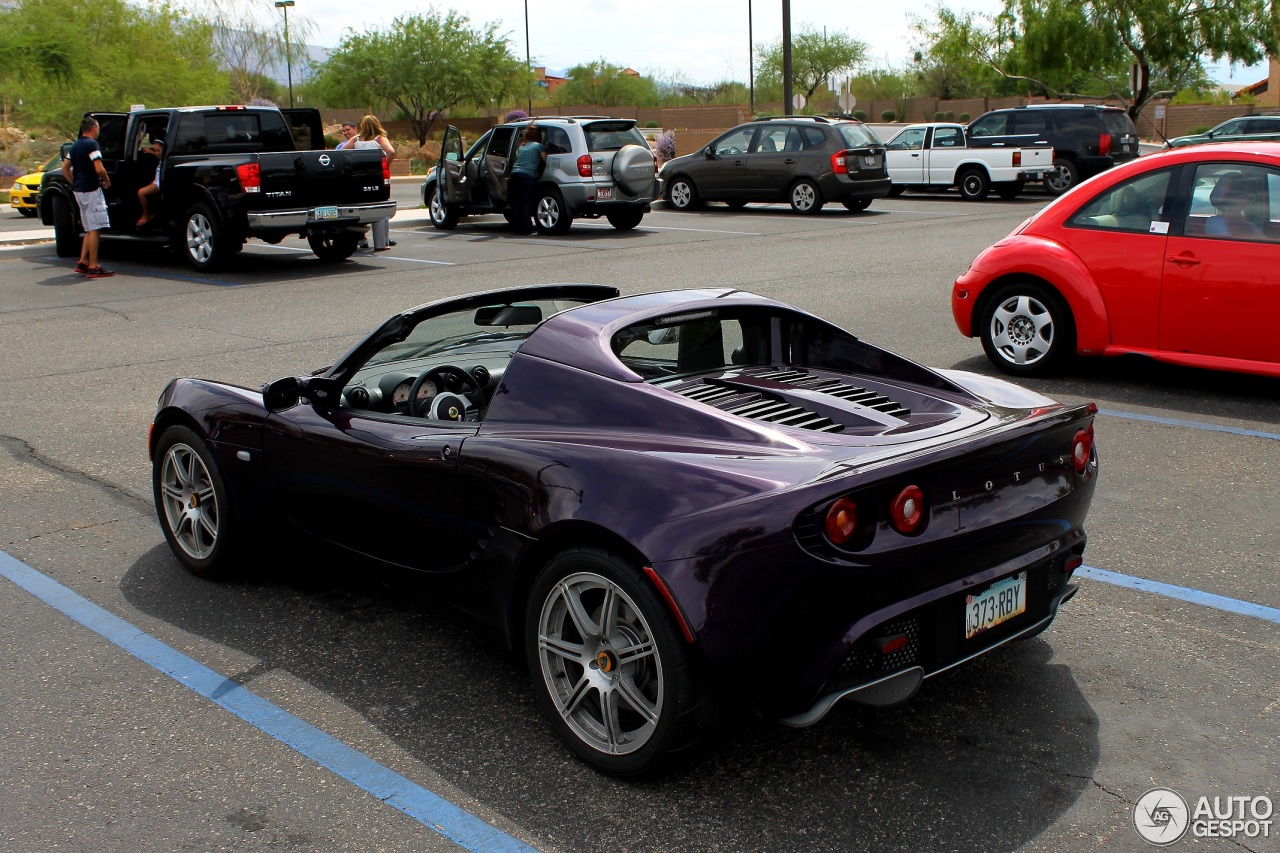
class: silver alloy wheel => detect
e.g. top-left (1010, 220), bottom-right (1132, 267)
top-left (535, 195), bottom-right (561, 230)
top-left (989, 293), bottom-right (1055, 366)
top-left (1044, 162), bottom-right (1075, 194)
top-left (429, 190), bottom-right (446, 222)
top-left (159, 442), bottom-right (219, 560)
top-left (669, 180), bottom-right (692, 209)
top-left (535, 571), bottom-right (664, 756)
top-left (791, 182), bottom-right (817, 211)
top-left (186, 212), bottom-right (214, 264)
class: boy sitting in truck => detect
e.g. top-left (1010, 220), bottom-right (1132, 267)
top-left (136, 138), bottom-right (163, 227)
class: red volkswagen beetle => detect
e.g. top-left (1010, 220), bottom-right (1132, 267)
top-left (952, 142), bottom-right (1280, 378)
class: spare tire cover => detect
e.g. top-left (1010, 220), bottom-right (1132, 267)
top-left (612, 144), bottom-right (656, 197)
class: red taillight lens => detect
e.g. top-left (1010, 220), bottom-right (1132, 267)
top-left (889, 485), bottom-right (926, 534)
top-left (830, 151), bottom-right (848, 174)
top-left (577, 154), bottom-right (593, 177)
top-left (382, 155), bottom-right (391, 182)
top-left (1072, 425), bottom-right (1094, 472)
top-left (1098, 133), bottom-right (1111, 157)
top-left (235, 162), bottom-right (261, 192)
top-left (824, 497), bottom-right (859, 545)
top-left (1013, 150), bottom-right (1022, 167)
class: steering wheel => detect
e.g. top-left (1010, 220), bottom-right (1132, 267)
top-left (407, 365), bottom-right (482, 420)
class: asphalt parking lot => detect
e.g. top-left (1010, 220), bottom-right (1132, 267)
top-left (1, 186), bottom-right (1276, 853)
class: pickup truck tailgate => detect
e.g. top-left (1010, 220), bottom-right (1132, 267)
top-left (255, 150), bottom-right (389, 209)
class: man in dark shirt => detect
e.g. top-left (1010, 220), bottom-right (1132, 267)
top-left (60, 116), bottom-right (114, 278)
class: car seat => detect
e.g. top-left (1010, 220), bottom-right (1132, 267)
top-left (761, 137), bottom-right (778, 152)
top-left (1111, 186), bottom-right (1150, 230)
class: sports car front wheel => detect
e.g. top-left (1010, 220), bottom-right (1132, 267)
top-left (152, 424), bottom-right (239, 578)
top-left (525, 548), bottom-right (714, 777)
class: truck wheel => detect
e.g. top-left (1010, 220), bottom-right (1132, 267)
top-left (958, 168), bottom-right (991, 201)
top-left (308, 233), bottom-right (360, 262)
top-left (1044, 158), bottom-right (1079, 196)
top-left (181, 203), bottom-right (229, 271)
top-left (534, 189), bottom-right (573, 235)
top-left (606, 208), bottom-right (644, 230)
top-left (52, 194), bottom-right (82, 258)
top-left (429, 184), bottom-right (459, 230)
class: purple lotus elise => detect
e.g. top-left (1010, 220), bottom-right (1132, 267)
top-left (150, 285), bottom-right (1098, 776)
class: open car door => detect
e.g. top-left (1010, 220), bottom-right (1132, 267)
top-left (437, 125), bottom-right (466, 206)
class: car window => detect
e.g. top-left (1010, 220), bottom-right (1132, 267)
top-left (584, 122), bottom-right (647, 151)
top-left (714, 127), bottom-right (756, 156)
top-left (1100, 110), bottom-right (1138, 135)
top-left (611, 312), bottom-right (757, 379)
top-left (464, 131), bottom-right (490, 160)
top-left (887, 127), bottom-right (926, 150)
top-left (543, 126), bottom-right (572, 155)
top-left (1012, 112), bottom-right (1047, 134)
top-left (1212, 119), bottom-right (1246, 137)
top-left (933, 126), bottom-right (964, 147)
top-left (753, 127), bottom-right (790, 153)
top-left (801, 126), bottom-right (826, 147)
top-left (968, 113), bottom-right (1009, 137)
top-left (835, 123), bottom-right (879, 148)
top-left (487, 127), bottom-right (516, 157)
top-left (1183, 163), bottom-right (1279, 243)
top-left (1068, 169), bottom-right (1172, 233)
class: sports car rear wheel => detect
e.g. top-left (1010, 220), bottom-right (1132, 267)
top-left (153, 424), bottom-right (238, 578)
top-left (979, 281), bottom-right (1076, 376)
top-left (526, 548), bottom-right (713, 777)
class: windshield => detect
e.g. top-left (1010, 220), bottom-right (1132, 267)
top-left (365, 297), bottom-right (593, 368)
top-left (585, 122), bottom-right (648, 151)
top-left (836, 123), bottom-right (881, 148)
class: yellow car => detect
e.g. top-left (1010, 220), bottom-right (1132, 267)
top-left (8, 152), bottom-right (63, 217)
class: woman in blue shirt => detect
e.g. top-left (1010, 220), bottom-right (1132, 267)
top-left (509, 124), bottom-right (546, 235)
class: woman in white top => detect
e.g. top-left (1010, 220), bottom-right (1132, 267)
top-left (354, 115), bottom-right (396, 250)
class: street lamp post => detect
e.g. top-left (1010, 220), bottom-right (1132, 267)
top-left (524, 0), bottom-right (532, 114)
top-left (274, 0), bottom-right (295, 108)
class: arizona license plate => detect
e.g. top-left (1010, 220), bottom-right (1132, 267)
top-left (311, 206), bottom-right (340, 220)
top-left (596, 187), bottom-right (614, 200)
top-left (964, 571), bottom-right (1027, 639)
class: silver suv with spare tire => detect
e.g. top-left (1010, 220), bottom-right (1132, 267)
top-left (425, 117), bottom-right (657, 234)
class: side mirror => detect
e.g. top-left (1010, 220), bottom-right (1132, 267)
top-left (704, 146), bottom-right (715, 158)
top-left (263, 376), bottom-right (301, 412)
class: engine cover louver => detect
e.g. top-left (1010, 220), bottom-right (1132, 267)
top-left (657, 367), bottom-right (912, 433)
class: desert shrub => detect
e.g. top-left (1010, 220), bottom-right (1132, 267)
top-left (852, 109), bottom-right (866, 120)
top-left (959, 112), bottom-right (970, 121)
top-left (645, 120), bottom-right (659, 127)
top-left (655, 130), bottom-right (676, 161)
top-left (881, 109), bottom-right (896, 121)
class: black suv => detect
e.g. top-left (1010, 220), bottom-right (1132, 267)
top-left (966, 104), bottom-right (1140, 195)
top-left (659, 115), bottom-right (890, 214)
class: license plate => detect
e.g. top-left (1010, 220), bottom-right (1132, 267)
top-left (596, 187), bottom-right (614, 200)
top-left (311, 206), bottom-right (340, 220)
top-left (964, 571), bottom-right (1027, 639)
top-left (863, 155), bottom-right (880, 167)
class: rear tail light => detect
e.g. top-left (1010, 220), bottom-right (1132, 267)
top-left (888, 485), bottom-right (926, 535)
top-left (1012, 151), bottom-right (1022, 167)
top-left (235, 162), bottom-right (261, 193)
top-left (382, 155), bottom-right (391, 183)
top-left (1098, 133), bottom-right (1112, 157)
top-left (823, 497), bottom-right (859, 545)
top-left (1063, 554), bottom-right (1083, 573)
top-left (1072, 425), bottom-right (1094, 472)
top-left (577, 154), bottom-right (593, 177)
top-left (831, 151), bottom-right (848, 174)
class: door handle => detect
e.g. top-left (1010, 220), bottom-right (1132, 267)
top-left (1167, 254), bottom-right (1201, 265)
top-left (733, 160), bottom-right (746, 166)
top-left (784, 158), bottom-right (797, 164)
top-left (911, 153), bottom-right (920, 158)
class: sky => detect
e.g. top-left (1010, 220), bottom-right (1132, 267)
top-left (286, 0), bottom-right (1263, 89)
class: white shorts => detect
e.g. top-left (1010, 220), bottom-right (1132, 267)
top-left (74, 189), bottom-right (110, 232)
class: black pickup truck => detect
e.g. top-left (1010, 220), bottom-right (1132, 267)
top-left (40, 105), bottom-right (395, 270)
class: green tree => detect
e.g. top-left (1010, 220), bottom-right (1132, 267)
top-left (757, 27), bottom-right (869, 105)
top-left (0, 0), bottom-right (228, 132)
top-left (908, 8), bottom-right (1010, 99)
top-left (552, 61), bottom-right (660, 107)
top-left (311, 10), bottom-right (527, 145)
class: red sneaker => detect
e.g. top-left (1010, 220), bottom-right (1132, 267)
top-left (75, 261), bottom-right (90, 274)
top-left (84, 266), bottom-right (115, 278)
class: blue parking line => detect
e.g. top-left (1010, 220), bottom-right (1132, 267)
top-left (0, 551), bottom-right (538, 853)
top-left (1098, 408), bottom-right (1280, 442)
top-left (1078, 565), bottom-right (1280, 624)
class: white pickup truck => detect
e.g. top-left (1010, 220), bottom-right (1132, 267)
top-left (883, 122), bottom-right (1053, 200)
